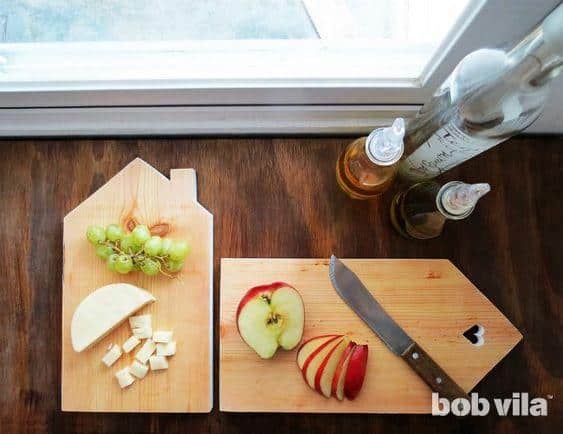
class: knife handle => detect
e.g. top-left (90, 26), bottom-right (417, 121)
top-left (402, 342), bottom-right (468, 401)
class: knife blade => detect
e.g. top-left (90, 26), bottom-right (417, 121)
top-left (329, 255), bottom-right (467, 400)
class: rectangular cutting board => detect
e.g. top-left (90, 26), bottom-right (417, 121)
top-left (62, 158), bottom-right (213, 412)
top-left (220, 258), bottom-right (522, 413)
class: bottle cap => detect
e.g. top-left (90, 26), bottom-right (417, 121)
top-left (366, 118), bottom-right (405, 166)
top-left (449, 49), bottom-right (508, 102)
top-left (437, 181), bottom-right (491, 220)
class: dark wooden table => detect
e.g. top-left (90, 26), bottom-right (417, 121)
top-left (0, 136), bottom-right (561, 434)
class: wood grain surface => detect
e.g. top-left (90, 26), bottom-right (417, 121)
top-left (0, 136), bottom-right (561, 433)
top-left (220, 259), bottom-right (521, 413)
top-left (62, 159), bottom-right (213, 412)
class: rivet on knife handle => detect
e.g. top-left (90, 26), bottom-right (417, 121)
top-left (402, 342), bottom-right (468, 401)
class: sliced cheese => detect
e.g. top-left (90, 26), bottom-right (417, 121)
top-left (132, 325), bottom-right (153, 339)
top-left (115, 367), bottom-right (135, 389)
top-left (135, 339), bottom-right (156, 363)
top-left (149, 355), bottom-right (169, 371)
top-left (153, 330), bottom-right (173, 343)
top-left (71, 283), bottom-right (155, 352)
top-left (122, 335), bottom-right (141, 353)
top-left (101, 344), bottom-right (122, 367)
top-left (156, 341), bottom-right (176, 357)
top-left (129, 360), bottom-right (149, 379)
top-left (129, 314), bottom-right (152, 329)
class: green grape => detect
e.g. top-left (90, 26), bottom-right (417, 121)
top-left (160, 238), bottom-right (173, 256)
top-left (169, 240), bottom-right (191, 261)
top-left (86, 225), bottom-right (106, 245)
top-left (132, 225), bottom-right (151, 245)
top-left (144, 236), bottom-right (163, 256)
top-left (120, 234), bottom-right (142, 254)
top-left (115, 254), bottom-right (133, 274)
top-left (96, 245), bottom-right (114, 260)
top-left (107, 253), bottom-right (119, 271)
top-left (165, 259), bottom-right (184, 273)
top-left (140, 258), bottom-right (160, 276)
top-left (106, 224), bottom-right (125, 242)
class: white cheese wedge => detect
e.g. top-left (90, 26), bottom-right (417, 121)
top-left (135, 339), bottom-right (156, 363)
top-left (129, 314), bottom-right (152, 329)
top-left (149, 355), bottom-right (169, 371)
top-left (152, 330), bottom-right (173, 343)
top-left (132, 325), bottom-right (153, 339)
top-left (156, 341), bottom-right (176, 357)
top-left (102, 344), bottom-right (122, 367)
top-left (129, 360), bottom-right (149, 379)
top-left (115, 367), bottom-right (135, 389)
top-left (122, 335), bottom-right (141, 353)
top-left (71, 283), bottom-right (155, 352)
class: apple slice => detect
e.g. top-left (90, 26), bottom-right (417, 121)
top-left (344, 344), bottom-right (369, 400)
top-left (297, 335), bottom-right (341, 370)
top-left (331, 343), bottom-right (356, 400)
top-left (236, 282), bottom-right (305, 359)
top-left (302, 337), bottom-right (344, 389)
top-left (314, 337), bottom-right (351, 398)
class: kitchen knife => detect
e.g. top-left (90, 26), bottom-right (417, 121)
top-left (329, 255), bottom-right (468, 400)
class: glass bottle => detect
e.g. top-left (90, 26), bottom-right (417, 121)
top-left (390, 181), bottom-right (490, 240)
top-left (336, 118), bottom-right (405, 199)
top-left (399, 4), bottom-right (563, 182)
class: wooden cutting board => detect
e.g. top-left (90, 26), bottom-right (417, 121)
top-left (62, 158), bottom-right (213, 412)
top-left (220, 258), bottom-right (522, 413)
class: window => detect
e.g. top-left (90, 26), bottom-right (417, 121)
top-left (0, 0), bottom-right (558, 135)
top-left (1, 0), bottom-right (474, 86)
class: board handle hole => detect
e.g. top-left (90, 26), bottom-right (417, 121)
top-left (463, 324), bottom-right (485, 346)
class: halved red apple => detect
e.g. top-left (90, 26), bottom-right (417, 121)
top-left (331, 342), bottom-right (356, 400)
top-left (344, 344), bottom-right (369, 400)
top-left (236, 282), bottom-right (305, 359)
top-left (314, 337), bottom-right (351, 398)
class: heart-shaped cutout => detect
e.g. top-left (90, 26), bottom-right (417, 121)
top-left (463, 324), bottom-right (485, 346)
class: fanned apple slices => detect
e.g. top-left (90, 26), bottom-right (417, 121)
top-left (296, 334), bottom-right (368, 401)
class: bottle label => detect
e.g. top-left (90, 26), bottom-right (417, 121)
top-left (400, 123), bottom-right (501, 181)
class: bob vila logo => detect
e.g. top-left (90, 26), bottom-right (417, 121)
top-left (432, 392), bottom-right (551, 416)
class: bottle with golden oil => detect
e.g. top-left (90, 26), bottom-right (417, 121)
top-left (390, 180), bottom-right (490, 240)
top-left (336, 118), bottom-right (405, 199)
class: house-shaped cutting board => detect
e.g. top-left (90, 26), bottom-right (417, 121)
top-left (220, 258), bottom-right (522, 413)
top-left (62, 158), bottom-right (213, 412)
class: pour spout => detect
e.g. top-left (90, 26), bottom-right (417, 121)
top-left (441, 182), bottom-right (491, 216)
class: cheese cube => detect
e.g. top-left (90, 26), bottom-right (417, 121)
top-left (153, 330), bottom-right (173, 343)
top-left (115, 367), bottom-right (135, 389)
top-left (129, 314), bottom-right (151, 329)
top-left (129, 360), bottom-right (149, 379)
top-left (132, 325), bottom-right (153, 339)
top-left (156, 341), bottom-right (176, 357)
top-left (101, 344), bottom-right (122, 367)
top-left (122, 335), bottom-right (141, 353)
top-left (149, 355), bottom-right (169, 371)
top-left (135, 339), bottom-right (156, 363)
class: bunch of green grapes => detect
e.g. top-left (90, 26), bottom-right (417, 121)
top-left (86, 224), bottom-right (191, 276)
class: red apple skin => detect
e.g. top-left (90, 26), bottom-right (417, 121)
top-left (301, 336), bottom-right (343, 382)
top-left (331, 342), bottom-right (356, 397)
top-left (343, 344), bottom-right (369, 400)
